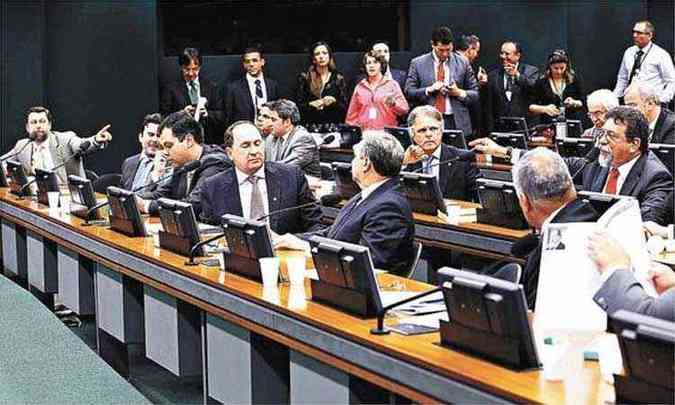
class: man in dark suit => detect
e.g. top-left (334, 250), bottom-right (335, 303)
top-left (471, 107), bottom-right (672, 222)
top-left (405, 26), bottom-right (479, 137)
top-left (402, 106), bottom-right (479, 201)
top-left (224, 47), bottom-right (279, 127)
top-left (138, 112), bottom-right (231, 217)
top-left (264, 99), bottom-right (320, 178)
top-left (121, 113), bottom-right (162, 191)
top-left (587, 231), bottom-right (675, 321)
top-left (200, 121), bottom-right (322, 234)
top-left (624, 82), bottom-right (675, 144)
top-left (511, 147), bottom-right (600, 309)
top-left (275, 132), bottom-right (415, 276)
top-left (457, 34), bottom-right (487, 139)
top-left (485, 41), bottom-right (539, 134)
top-left (159, 48), bottom-right (224, 144)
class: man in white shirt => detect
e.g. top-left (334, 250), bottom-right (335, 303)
top-left (613, 20), bottom-right (675, 104)
top-left (224, 47), bottom-right (280, 126)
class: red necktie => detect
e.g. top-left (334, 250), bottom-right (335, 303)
top-left (604, 168), bottom-right (620, 194)
top-left (435, 62), bottom-right (446, 113)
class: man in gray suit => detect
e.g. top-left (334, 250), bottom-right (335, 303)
top-left (2, 106), bottom-right (112, 184)
top-left (264, 99), bottom-right (320, 178)
top-left (404, 26), bottom-right (479, 137)
top-left (121, 113), bottom-right (162, 190)
top-left (587, 231), bottom-right (674, 321)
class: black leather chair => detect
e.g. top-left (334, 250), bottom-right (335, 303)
top-left (92, 173), bottom-right (122, 194)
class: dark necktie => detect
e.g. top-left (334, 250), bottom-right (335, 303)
top-left (254, 79), bottom-right (263, 99)
top-left (188, 81), bottom-right (199, 104)
top-left (628, 50), bottom-right (644, 85)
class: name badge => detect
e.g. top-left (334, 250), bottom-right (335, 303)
top-left (368, 107), bottom-right (378, 120)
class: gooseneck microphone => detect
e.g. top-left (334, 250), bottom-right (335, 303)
top-left (82, 160), bottom-right (202, 225)
top-left (410, 149), bottom-right (476, 174)
top-left (254, 194), bottom-right (342, 223)
top-left (18, 141), bottom-right (93, 197)
top-left (1, 136), bottom-right (35, 162)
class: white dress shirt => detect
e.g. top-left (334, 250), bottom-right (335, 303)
top-left (431, 52), bottom-right (453, 114)
top-left (246, 73), bottom-right (267, 114)
top-left (31, 140), bottom-right (55, 172)
top-left (614, 42), bottom-right (675, 103)
top-left (358, 178), bottom-right (389, 204)
top-left (235, 166), bottom-right (269, 218)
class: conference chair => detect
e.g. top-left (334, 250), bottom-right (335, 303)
top-left (402, 240), bottom-right (424, 279)
top-left (92, 173), bottom-right (122, 194)
top-left (487, 262), bottom-right (522, 284)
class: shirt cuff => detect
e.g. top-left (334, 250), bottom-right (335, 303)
top-left (510, 148), bottom-right (523, 164)
top-left (599, 265), bottom-right (624, 284)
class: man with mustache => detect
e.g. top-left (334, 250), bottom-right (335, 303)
top-left (121, 113), bottom-right (162, 191)
top-left (2, 106), bottom-right (112, 185)
top-left (200, 121), bottom-right (322, 234)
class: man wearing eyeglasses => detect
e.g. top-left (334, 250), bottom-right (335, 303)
top-left (623, 81), bottom-right (675, 145)
top-left (159, 47), bottom-right (224, 144)
top-left (582, 89), bottom-right (619, 139)
top-left (613, 21), bottom-right (675, 105)
top-left (471, 106), bottom-right (671, 222)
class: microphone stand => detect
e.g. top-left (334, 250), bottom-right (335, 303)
top-left (18, 143), bottom-right (90, 199)
top-left (185, 232), bottom-right (227, 266)
top-left (370, 287), bottom-right (443, 335)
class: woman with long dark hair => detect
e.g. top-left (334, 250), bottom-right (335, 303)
top-left (295, 41), bottom-right (348, 131)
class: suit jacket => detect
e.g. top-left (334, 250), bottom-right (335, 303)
top-left (404, 51), bottom-right (479, 136)
top-left (224, 76), bottom-right (280, 126)
top-left (141, 145), bottom-right (231, 216)
top-left (264, 126), bottom-right (320, 178)
top-left (485, 63), bottom-right (539, 133)
top-left (405, 144), bottom-right (480, 201)
top-left (159, 76), bottom-right (224, 144)
top-left (651, 107), bottom-right (675, 145)
top-left (318, 177), bottom-right (415, 277)
top-left (296, 70), bottom-right (348, 128)
top-left (594, 268), bottom-right (675, 321)
top-left (1, 130), bottom-right (105, 185)
top-left (522, 198), bottom-right (600, 309)
top-left (200, 162), bottom-right (323, 234)
top-left (121, 153), bottom-right (142, 190)
top-left (567, 151), bottom-right (672, 222)
top-left (530, 75), bottom-right (585, 124)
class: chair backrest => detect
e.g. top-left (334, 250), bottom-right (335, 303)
top-left (319, 162), bottom-right (333, 180)
top-left (92, 173), bottom-right (122, 194)
top-left (85, 169), bottom-right (99, 182)
top-left (402, 240), bottom-right (424, 279)
top-left (490, 262), bottom-right (522, 284)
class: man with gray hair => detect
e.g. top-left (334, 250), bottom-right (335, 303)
top-left (583, 89), bottom-right (619, 139)
top-left (275, 131), bottom-right (415, 276)
top-left (624, 82), bottom-right (675, 144)
top-left (264, 99), bottom-right (320, 177)
top-left (512, 147), bottom-right (600, 308)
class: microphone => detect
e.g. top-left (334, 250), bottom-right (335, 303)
top-left (410, 150), bottom-right (476, 173)
top-left (254, 194), bottom-right (341, 223)
top-left (185, 231), bottom-right (226, 266)
top-left (319, 134), bottom-right (336, 145)
top-left (82, 159), bottom-right (203, 226)
top-left (510, 232), bottom-right (540, 258)
top-left (567, 156), bottom-right (593, 184)
top-left (18, 141), bottom-right (94, 197)
top-left (370, 287), bottom-right (443, 335)
top-left (1, 138), bottom-right (34, 163)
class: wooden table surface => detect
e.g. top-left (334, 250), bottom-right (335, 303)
top-left (0, 189), bottom-right (613, 404)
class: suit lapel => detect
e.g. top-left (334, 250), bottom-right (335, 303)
top-left (177, 81), bottom-right (191, 106)
top-left (265, 164), bottom-right (282, 229)
top-left (590, 166), bottom-right (609, 192)
top-left (48, 133), bottom-right (67, 182)
top-left (619, 154), bottom-right (646, 195)
top-left (239, 79), bottom-right (255, 115)
top-left (653, 108), bottom-right (666, 143)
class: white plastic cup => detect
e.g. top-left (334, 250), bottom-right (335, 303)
top-left (286, 256), bottom-right (306, 286)
top-left (288, 285), bottom-right (307, 310)
top-left (598, 334), bottom-right (623, 384)
top-left (152, 233), bottom-right (160, 248)
top-left (259, 257), bottom-right (280, 287)
top-left (47, 191), bottom-right (60, 210)
top-left (59, 195), bottom-right (70, 214)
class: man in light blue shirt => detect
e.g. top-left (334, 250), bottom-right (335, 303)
top-left (614, 20), bottom-right (675, 104)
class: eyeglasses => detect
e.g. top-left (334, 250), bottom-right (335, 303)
top-left (587, 110), bottom-right (605, 119)
top-left (632, 30), bottom-right (650, 35)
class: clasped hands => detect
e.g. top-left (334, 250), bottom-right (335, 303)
top-left (309, 96), bottom-right (337, 110)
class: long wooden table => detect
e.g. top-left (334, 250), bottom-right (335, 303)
top-left (0, 189), bottom-right (614, 404)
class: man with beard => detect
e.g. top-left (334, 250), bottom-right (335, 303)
top-left (121, 113), bottom-right (162, 190)
top-left (224, 47), bottom-right (280, 126)
top-left (1, 106), bottom-right (112, 184)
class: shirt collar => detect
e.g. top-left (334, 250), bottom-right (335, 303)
top-left (360, 178), bottom-right (389, 201)
top-left (236, 165), bottom-right (266, 186)
top-left (432, 51), bottom-right (447, 65)
top-left (542, 202), bottom-right (568, 229)
top-left (246, 73), bottom-right (264, 83)
top-left (615, 153), bottom-right (640, 179)
top-left (187, 76), bottom-right (200, 87)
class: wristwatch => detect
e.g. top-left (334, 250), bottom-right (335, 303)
top-left (504, 146), bottom-right (513, 159)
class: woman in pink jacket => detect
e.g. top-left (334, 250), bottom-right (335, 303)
top-left (346, 51), bottom-right (409, 130)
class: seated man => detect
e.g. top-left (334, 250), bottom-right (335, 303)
top-left (471, 106), bottom-right (672, 222)
top-left (121, 113), bottom-right (162, 191)
top-left (402, 105), bottom-right (479, 201)
top-left (624, 81), bottom-right (675, 144)
top-left (582, 89), bottom-right (619, 139)
top-left (276, 132), bottom-right (415, 276)
top-left (200, 121), bottom-right (323, 234)
top-left (255, 104), bottom-right (275, 137)
top-left (2, 106), bottom-right (112, 184)
top-left (264, 99), bottom-right (320, 178)
top-left (138, 112), bottom-right (231, 216)
top-left (587, 231), bottom-right (675, 321)
top-left (511, 147), bottom-right (600, 309)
